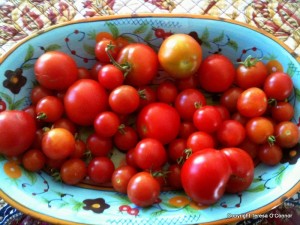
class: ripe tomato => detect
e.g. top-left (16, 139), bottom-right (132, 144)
top-left (258, 144), bottom-right (282, 166)
top-left (88, 156), bottom-right (115, 184)
top-left (187, 131), bottom-right (216, 153)
top-left (127, 171), bottom-right (161, 207)
top-left (86, 133), bottom-right (112, 157)
top-left (42, 128), bottom-right (75, 160)
top-left (193, 105), bottom-right (223, 133)
top-left (156, 81), bottom-right (178, 104)
top-left (30, 85), bottom-right (53, 105)
top-left (64, 79), bottom-right (108, 126)
top-left (220, 87), bottom-right (243, 113)
top-left (34, 51), bottom-right (78, 90)
top-left (137, 86), bottom-right (157, 110)
top-left (95, 39), bottom-right (119, 63)
top-left (175, 88), bottom-right (206, 121)
top-left (270, 102), bottom-right (294, 122)
top-left (274, 121), bottom-right (299, 148)
top-left (136, 103), bottom-right (181, 144)
top-left (245, 117), bottom-right (274, 145)
top-left (60, 158), bottom-right (87, 185)
top-left (158, 33), bottom-right (202, 79)
top-left (52, 118), bottom-right (77, 135)
top-left (235, 57), bottom-right (268, 89)
top-left (111, 165), bottom-right (137, 194)
top-left (178, 121), bottom-right (197, 139)
top-left (94, 111), bottom-right (121, 137)
top-left (263, 72), bottom-right (293, 101)
top-left (109, 85), bottom-right (140, 115)
top-left (113, 126), bottom-right (138, 152)
top-left (0, 110), bottom-right (36, 157)
top-left (220, 147), bottom-right (254, 193)
top-left (116, 43), bottom-right (158, 86)
top-left (22, 149), bottom-right (46, 172)
top-left (167, 138), bottom-right (188, 163)
top-left (167, 164), bottom-right (182, 190)
top-left (198, 54), bottom-right (235, 93)
top-left (133, 138), bottom-right (167, 170)
top-left (237, 87), bottom-right (267, 118)
top-left (216, 120), bottom-right (246, 147)
top-left (98, 64), bottom-right (124, 90)
top-left (36, 96), bottom-right (64, 123)
top-left (181, 148), bottom-right (231, 205)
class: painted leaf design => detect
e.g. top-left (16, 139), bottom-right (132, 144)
top-left (144, 30), bottom-right (154, 42)
top-left (45, 44), bottom-right (61, 52)
top-left (106, 22), bottom-right (119, 39)
top-left (22, 169), bottom-right (37, 185)
top-left (133, 24), bottom-right (148, 34)
top-left (202, 40), bottom-right (212, 49)
top-left (121, 35), bottom-right (136, 43)
top-left (11, 97), bottom-right (26, 110)
top-left (87, 30), bottom-right (97, 40)
top-left (275, 165), bottom-right (286, 185)
top-left (246, 184), bottom-right (265, 192)
top-left (0, 92), bottom-right (13, 109)
top-left (294, 88), bottom-right (300, 101)
top-left (201, 28), bottom-right (209, 41)
top-left (213, 31), bottom-right (224, 43)
top-left (24, 45), bottom-right (34, 62)
top-left (83, 43), bottom-right (95, 56)
top-left (227, 40), bottom-right (238, 51)
top-left (22, 63), bottom-right (34, 69)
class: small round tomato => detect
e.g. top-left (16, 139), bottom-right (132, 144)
top-left (88, 157), bottom-right (115, 184)
top-left (34, 51), bottom-right (78, 90)
top-left (167, 164), bottom-right (182, 190)
top-left (36, 96), bottom-right (64, 123)
top-left (30, 85), bottom-right (53, 105)
top-left (220, 87), bottom-right (243, 113)
top-left (136, 102), bottom-right (181, 144)
top-left (52, 118), bottom-right (77, 135)
top-left (187, 131), bottom-right (216, 153)
top-left (175, 88), bottom-right (206, 121)
top-left (95, 39), bottom-right (119, 63)
top-left (156, 81), bottom-right (178, 104)
top-left (217, 120), bottom-right (246, 147)
top-left (77, 67), bottom-right (92, 79)
top-left (198, 54), bottom-right (235, 93)
top-left (181, 148), bottom-right (231, 205)
top-left (113, 126), bottom-right (138, 152)
top-left (109, 85), bottom-right (140, 115)
top-left (98, 64), bottom-right (124, 90)
top-left (220, 147), bottom-right (254, 193)
top-left (0, 110), bottom-right (36, 157)
top-left (112, 165), bottom-right (137, 194)
top-left (117, 43), bottom-right (158, 86)
top-left (133, 138), bottom-right (167, 170)
top-left (22, 149), bottom-right (46, 172)
top-left (263, 72), bottom-right (293, 101)
top-left (193, 105), bottom-right (223, 133)
top-left (270, 101), bottom-right (294, 122)
top-left (167, 138), bottom-right (188, 163)
top-left (235, 57), bottom-right (268, 89)
top-left (158, 33), bottom-right (202, 79)
top-left (42, 128), bottom-right (75, 160)
top-left (274, 121), bottom-right (299, 148)
top-left (245, 117), bottom-right (274, 145)
top-left (86, 133), bottom-right (112, 157)
top-left (64, 79), bottom-right (108, 126)
top-left (127, 171), bottom-right (161, 207)
top-left (60, 158), bottom-right (87, 185)
top-left (94, 111), bottom-right (121, 137)
top-left (258, 144), bottom-right (282, 166)
top-left (237, 87), bottom-right (267, 118)
top-left (178, 121), bottom-right (197, 139)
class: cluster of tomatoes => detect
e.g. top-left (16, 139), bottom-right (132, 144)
top-left (0, 32), bottom-right (298, 207)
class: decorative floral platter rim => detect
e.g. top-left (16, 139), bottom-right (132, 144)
top-left (0, 14), bottom-right (300, 225)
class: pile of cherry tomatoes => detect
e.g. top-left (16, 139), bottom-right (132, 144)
top-left (0, 32), bottom-right (298, 207)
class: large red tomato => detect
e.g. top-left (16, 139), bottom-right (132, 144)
top-left (34, 51), bottom-right (78, 90)
top-left (64, 79), bottom-right (108, 126)
top-left (181, 148), bottom-right (232, 205)
top-left (136, 103), bottom-right (181, 144)
top-left (158, 34), bottom-right (202, 79)
top-left (0, 110), bottom-right (36, 156)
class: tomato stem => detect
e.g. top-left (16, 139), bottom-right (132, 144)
top-left (105, 43), bottom-right (131, 77)
top-left (239, 55), bottom-right (261, 68)
top-left (268, 135), bottom-right (276, 146)
top-left (36, 112), bottom-right (47, 121)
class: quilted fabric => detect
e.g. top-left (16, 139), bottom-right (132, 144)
top-left (0, 0), bottom-right (299, 225)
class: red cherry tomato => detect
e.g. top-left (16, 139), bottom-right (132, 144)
top-left (112, 165), bottom-right (137, 194)
top-left (34, 51), bottom-right (78, 90)
top-left (60, 158), bottom-right (87, 185)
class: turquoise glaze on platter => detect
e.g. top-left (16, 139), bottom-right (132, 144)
top-left (0, 15), bottom-right (300, 225)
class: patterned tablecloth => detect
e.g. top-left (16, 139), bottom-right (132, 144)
top-left (0, 0), bottom-right (299, 225)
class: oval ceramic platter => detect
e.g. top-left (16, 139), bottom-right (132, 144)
top-left (0, 14), bottom-right (300, 225)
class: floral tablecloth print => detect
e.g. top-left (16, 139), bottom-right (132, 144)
top-left (0, 0), bottom-right (299, 225)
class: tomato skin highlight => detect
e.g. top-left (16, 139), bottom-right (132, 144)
top-left (0, 110), bottom-right (36, 157)
top-left (158, 34), bottom-right (202, 79)
top-left (64, 79), bottom-right (108, 126)
top-left (181, 148), bottom-right (231, 205)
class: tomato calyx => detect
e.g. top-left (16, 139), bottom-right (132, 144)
top-left (177, 148), bottom-right (193, 166)
top-left (239, 55), bottom-right (261, 68)
top-left (105, 43), bottom-right (131, 77)
top-left (267, 135), bottom-right (276, 145)
top-left (36, 112), bottom-right (47, 121)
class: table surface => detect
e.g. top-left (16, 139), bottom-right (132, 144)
top-left (0, 0), bottom-right (300, 225)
